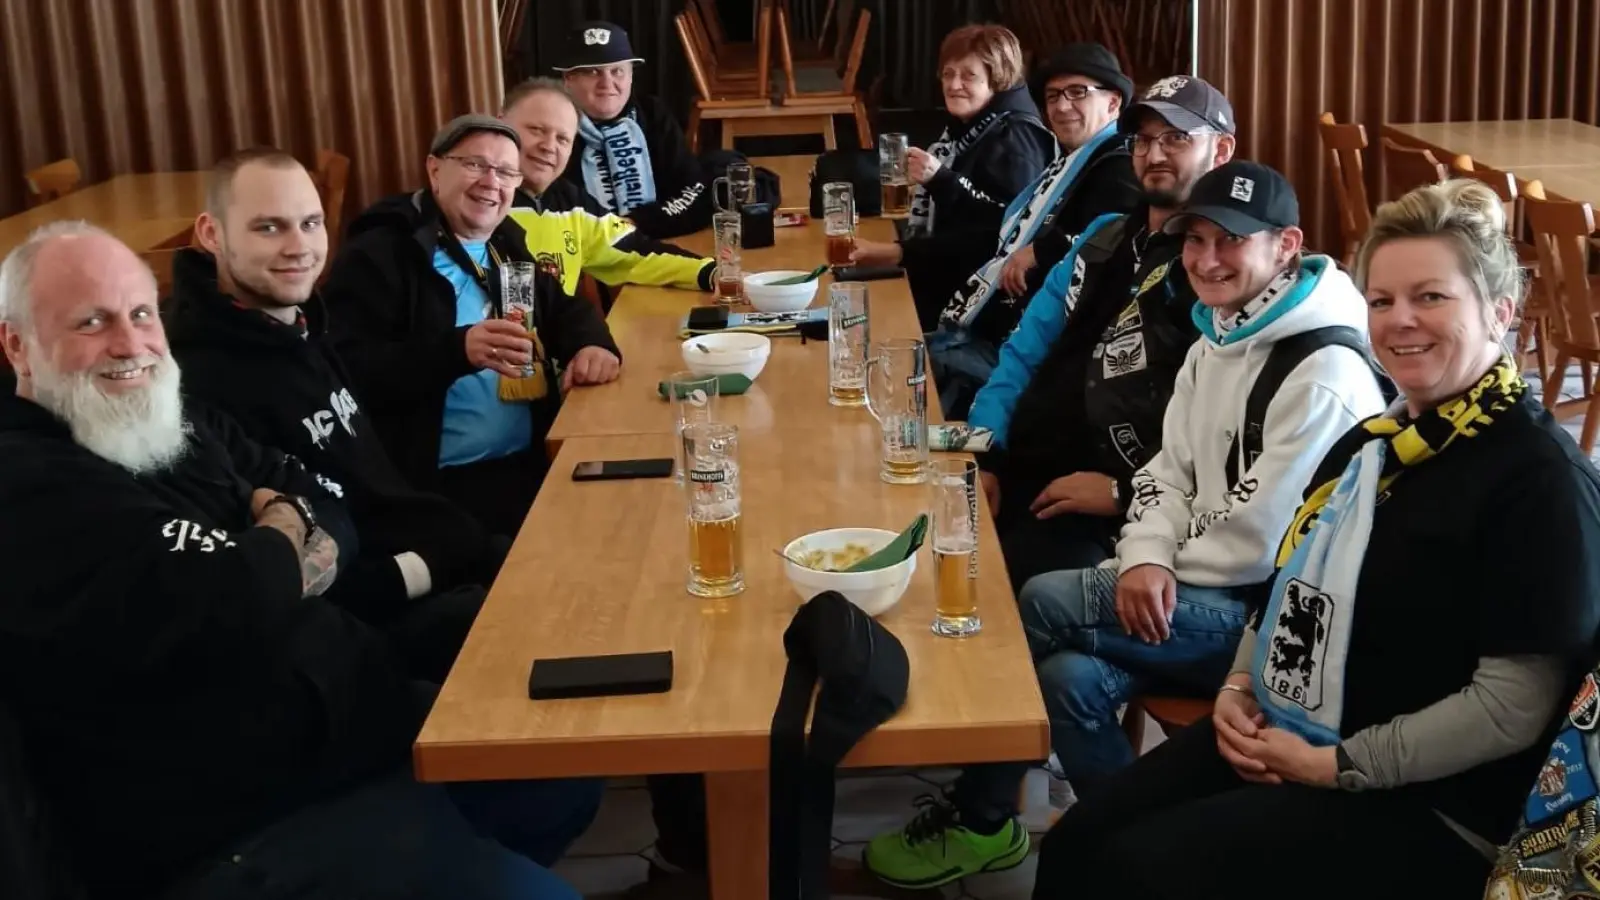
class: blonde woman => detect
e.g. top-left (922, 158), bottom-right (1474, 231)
top-left (1029, 179), bottom-right (1600, 899)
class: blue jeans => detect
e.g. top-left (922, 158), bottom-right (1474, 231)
top-left (1021, 566), bottom-right (1248, 789)
top-left (927, 329), bottom-right (999, 421)
top-left (159, 771), bottom-right (604, 900)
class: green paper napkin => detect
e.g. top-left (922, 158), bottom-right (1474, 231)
top-left (843, 514), bottom-right (929, 573)
top-left (658, 373), bottom-right (753, 399)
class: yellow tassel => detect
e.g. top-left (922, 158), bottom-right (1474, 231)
top-left (498, 327), bottom-right (550, 402)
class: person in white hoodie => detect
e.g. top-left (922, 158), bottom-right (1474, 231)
top-left (1017, 160), bottom-right (1388, 791)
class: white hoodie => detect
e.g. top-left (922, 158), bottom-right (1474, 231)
top-left (1116, 254), bottom-right (1387, 587)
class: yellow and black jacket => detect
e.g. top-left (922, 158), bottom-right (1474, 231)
top-left (508, 180), bottom-right (713, 301)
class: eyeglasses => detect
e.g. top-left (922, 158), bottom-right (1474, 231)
top-left (1131, 130), bottom-right (1213, 157)
top-left (1044, 85), bottom-right (1109, 104)
top-left (445, 155), bottom-right (524, 186)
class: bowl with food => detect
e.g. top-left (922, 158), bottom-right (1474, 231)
top-left (680, 332), bottom-right (771, 381)
top-left (781, 527), bottom-right (917, 617)
top-left (743, 270), bottom-right (820, 313)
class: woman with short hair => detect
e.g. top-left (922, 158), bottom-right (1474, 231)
top-left (850, 24), bottom-right (1056, 329)
top-left (1028, 179), bottom-right (1600, 900)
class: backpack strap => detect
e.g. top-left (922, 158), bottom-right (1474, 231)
top-left (1076, 215), bottom-right (1129, 265)
top-left (1224, 325), bottom-right (1373, 489)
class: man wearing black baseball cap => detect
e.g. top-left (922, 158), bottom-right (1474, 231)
top-left (323, 113), bottom-right (621, 538)
top-left (553, 21), bottom-right (712, 238)
top-left (1029, 158), bottom-right (1387, 892)
top-left (927, 42), bottom-right (1142, 421)
top-left (865, 75), bottom-right (1240, 890)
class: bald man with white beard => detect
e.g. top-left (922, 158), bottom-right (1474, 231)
top-left (0, 223), bottom-right (598, 900)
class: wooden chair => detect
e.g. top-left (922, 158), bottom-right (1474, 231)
top-left (683, 3), bottom-right (768, 90)
top-left (774, 4), bottom-right (872, 148)
top-left (1379, 138), bottom-right (1446, 202)
top-left (1525, 194), bottom-right (1600, 452)
top-left (24, 159), bottom-right (82, 207)
top-left (314, 149), bottom-right (351, 247)
top-left (677, 7), bottom-right (838, 153)
top-left (690, 0), bottom-right (759, 70)
top-left (1317, 113), bottom-right (1372, 265)
top-left (1453, 155), bottom-right (1551, 380)
top-left (1122, 695), bottom-right (1211, 754)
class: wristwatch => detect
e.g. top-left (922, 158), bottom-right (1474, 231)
top-left (1335, 744), bottom-right (1370, 792)
top-left (265, 494), bottom-right (318, 543)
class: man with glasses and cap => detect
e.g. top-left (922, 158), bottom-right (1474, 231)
top-left (553, 21), bottom-right (713, 238)
top-left (863, 76), bottom-right (1240, 891)
top-left (323, 114), bottom-right (621, 539)
top-left (929, 42), bottom-right (1141, 419)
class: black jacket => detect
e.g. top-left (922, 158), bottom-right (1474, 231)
top-left (0, 395), bottom-right (422, 898)
top-left (321, 189), bottom-right (620, 490)
top-left (993, 211), bottom-right (1200, 505)
top-left (1294, 394), bottom-right (1600, 845)
top-left (558, 95), bottom-right (711, 239)
top-left (902, 84), bottom-right (1058, 331)
top-left (968, 138), bottom-right (1141, 348)
top-left (165, 249), bottom-right (501, 589)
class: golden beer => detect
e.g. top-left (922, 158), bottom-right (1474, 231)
top-left (714, 274), bottom-right (743, 304)
top-left (881, 456), bottom-right (927, 484)
top-left (881, 180), bottom-right (912, 218)
top-left (826, 233), bottom-right (856, 266)
top-left (932, 544), bottom-right (981, 636)
top-left (829, 382), bottom-right (867, 406)
top-left (688, 513), bottom-right (745, 598)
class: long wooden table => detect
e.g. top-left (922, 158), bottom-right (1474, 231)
top-left (1384, 118), bottom-right (1600, 170)
top-left (416, 185), bottom-right (1048, 899)
top-left (0, 172), bottom-right (206, 256)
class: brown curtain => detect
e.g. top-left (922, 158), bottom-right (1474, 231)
top-left (0, 0), bottom-right (504, 224)
top-left (996, 0), bottom-right (1192, 89)
top-left (1198, 0), bottom-right (1600, 256)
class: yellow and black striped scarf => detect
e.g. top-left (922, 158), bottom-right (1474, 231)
top-left (1275, 355), bottom-right (1526, 566)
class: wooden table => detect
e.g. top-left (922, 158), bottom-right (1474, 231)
top-left (416, 219), bottom-right (1048, 900)
top-left (1384, 118), bottom-right (1600, 170)
top-left (0, 172), bottom-right (206, 256)
top-left (544, 216), bottom-right (928, 452)
top-left (1514, 164), bottom-right (1600, 206)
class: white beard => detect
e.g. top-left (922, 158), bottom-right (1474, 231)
top-left (28, 346), bottom-right (191, 474)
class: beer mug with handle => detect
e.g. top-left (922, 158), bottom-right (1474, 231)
top-left (879, 133), bottom-right (912, 218)
top-left (864, 338), bottom-right (929, 484)
top-left (930, 459), bottom-right (981, 637)
top-left (683, 422), bottom-right (745, 598)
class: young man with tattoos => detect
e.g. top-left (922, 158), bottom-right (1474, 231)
top-left (0, 223), bottom-right (598, 900)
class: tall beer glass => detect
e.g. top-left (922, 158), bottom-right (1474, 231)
top-left (930, 459), bottom-right (981, 637)
top-left (712, 211), bottom-right (744, 304)
top-left (823, 181), bottom-right (856, 266)
top-left (666, 370), bottom-right (720, 484)
top-left (683, 423), bottom-right (745, 598)
top-left (828, 282), bottom-right (870, 407)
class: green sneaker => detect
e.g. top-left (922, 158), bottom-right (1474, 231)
top-left (863, 794), bottom-right (1030, 889)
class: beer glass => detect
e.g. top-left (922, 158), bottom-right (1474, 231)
top-left (667, 370), bottom-right (720, 484)
top-left (823, 182), bottom-right (856, 267)
top-left (930, 459), bottom-right (981, 637)
top-left (879, 133), bottom-right (912, 218)
top-left (827, 282), bottom-right (870, 407)
top-left (683, 422), bottom-right (745, 598)
top-left (727, 162), bottom-right (755, 208)
top-left (864, 338), bottom-right (929, 484)
top-left (712, 211), bottom-right (743, 304)
top-left (501, 261), bottom-right (539, 377)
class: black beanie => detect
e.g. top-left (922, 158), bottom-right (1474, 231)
top-left (769, 591), bottom-right (910, 899)
top-left (1031, 42), bottom-right (1134, 106)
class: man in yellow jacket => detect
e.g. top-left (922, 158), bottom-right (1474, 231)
top-left (501, 77), bottom-right (713, 309)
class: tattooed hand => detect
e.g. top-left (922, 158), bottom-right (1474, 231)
top-left (300, 528), bottom-right (340, 597)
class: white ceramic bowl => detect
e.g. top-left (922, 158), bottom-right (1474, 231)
top-left (743, 270), bottom-right (820, 313)
top-left (782, 527), bottom-right (917, 617)
top-left (680, 332), bottom-right (771, 381)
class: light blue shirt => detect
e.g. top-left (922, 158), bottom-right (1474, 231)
top-left (435, 241), bottom-right (533, 468)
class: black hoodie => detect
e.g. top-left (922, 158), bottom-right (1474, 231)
top-left (165, 248), bottom-right (501, 589)
top-left (557, 94), bottom-right (712, 239)
top-left (901, 84), bottom-right (1059, 331)
top-left (320, 189), bottom-right (620, 492)
top-left (0, 393), bottom-right (422, 897)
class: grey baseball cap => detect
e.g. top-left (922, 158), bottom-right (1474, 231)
top-left (1119, 75), bottom-right (1235, 135)
top-left (429, 114), bottom-right (521, 156)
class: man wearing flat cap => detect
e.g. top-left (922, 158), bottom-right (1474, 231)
top-left (929, 42), bottom-right (1142, 419)
top-left (553, 21), bottom-right (714, 238)
top-left (324, 114), bottom-right (621, 539)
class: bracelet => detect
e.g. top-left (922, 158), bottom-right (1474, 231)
top-left (1218, 683), bottom-right (1251, 696)
top-left (264, 495), bottom-right (315, 541)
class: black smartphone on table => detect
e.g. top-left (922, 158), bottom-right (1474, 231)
top-left (831, 264), bottom-right (905, 282)
top-left (528, 650), bottom-right (674, 699)
top-left (572, 458), bottom-right (675, 481)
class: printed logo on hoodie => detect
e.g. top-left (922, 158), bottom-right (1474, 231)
top-left (302, 388), bottom-right (360, 449)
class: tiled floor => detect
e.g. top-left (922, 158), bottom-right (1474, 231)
top-left (554, 725), bottom-right (1162, 899)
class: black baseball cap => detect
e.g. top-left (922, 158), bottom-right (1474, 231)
top-left (1163, 160), bottom-right (1299, 236)
top-left (1120, 75), bottom-right (1235, 135)
top-left (429, 114), bottom-right (520, 156)
top-left (552, 21), bottom-right (645, 72)
top-left (1031, 42), bottom-right (1133, 106)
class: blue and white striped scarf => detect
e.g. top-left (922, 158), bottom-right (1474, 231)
top-left (578, 109), bottom-right (657, 215)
